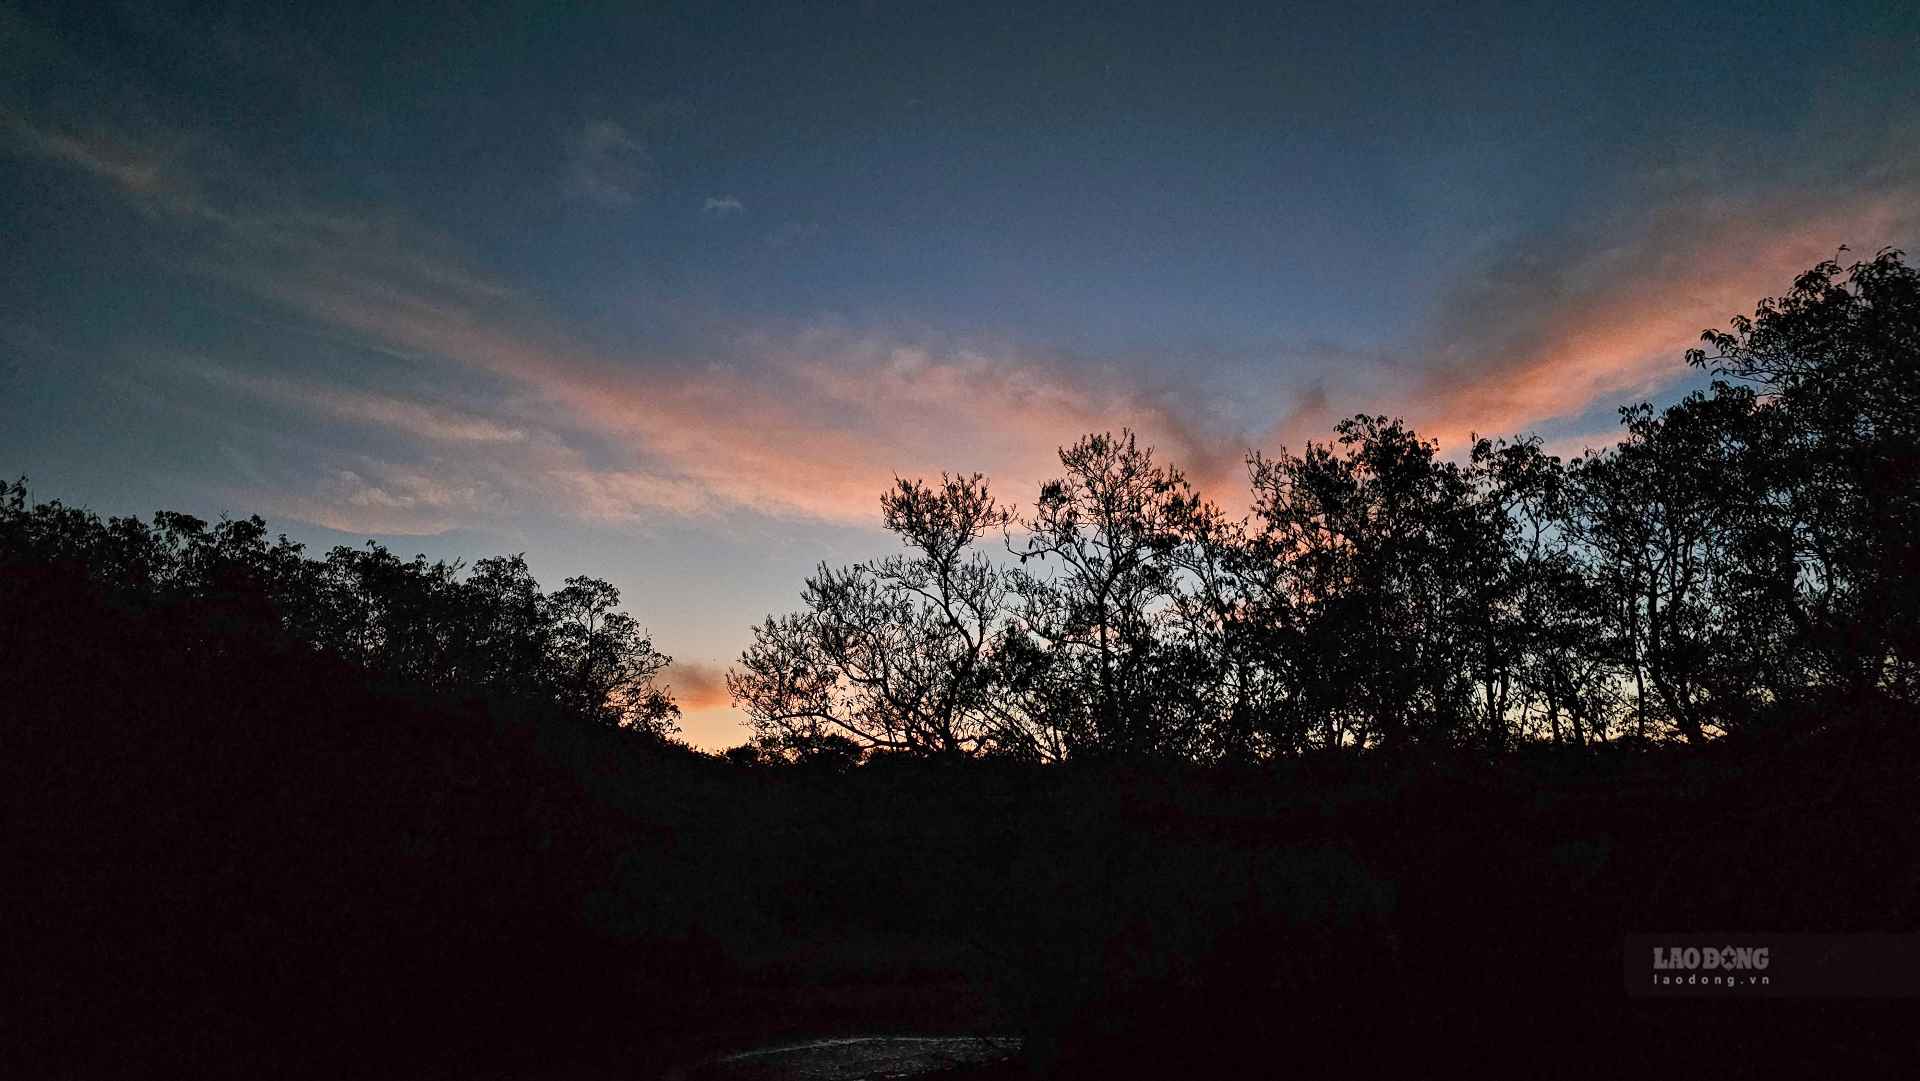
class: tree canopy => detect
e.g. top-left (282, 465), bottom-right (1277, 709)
top-left (0, 485), bottom-right (681, 739)
top-left (737, 249), bottom-right (1919, 762)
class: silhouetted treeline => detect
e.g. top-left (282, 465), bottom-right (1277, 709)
top-left (733, 249), bottom-right (1919, 762)
top-left (4, 250), bottom-right (1917, 1080)
top-left (0, 488), bottom-right (682, 736)
top-left (0, 487), bottom-right (728, 1078)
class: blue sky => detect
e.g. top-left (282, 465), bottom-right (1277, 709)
top-left (3, 0), bottom-right (1916, 746)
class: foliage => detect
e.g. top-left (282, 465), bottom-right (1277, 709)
top-left (0, 486), bottom-right (680, 738)
top-left (738, 250), bottom-right (1920, 758)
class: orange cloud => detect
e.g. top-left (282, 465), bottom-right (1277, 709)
top-left (196, 182), bottom-right (1918, 534)
top-left (28, 106), bottom-right (1920, 536)
top-left (197, 233), bottom-right (1246, 526)
top-left (665, 661), bottom-right (734, 712)
top-left (666, 660), bottom-right (751, 751)
top-left (1410, 195), bottom-right (1915, 453)
top-left (1253, 187), bottom-right (1917, 462)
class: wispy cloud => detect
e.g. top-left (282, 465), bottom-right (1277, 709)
top-left (0, 109), bottom-right (222, 224)
top-left (544, 469), bottom-right (721, 521)
top-left (151, 181), bottom-right (1920, 529)
top-left (702, 195), bottom-right (744, 215)
top-left (4, 119), bottom-right (163, 192)
top-left (292, 464), bottom-right (513, 534)
top-left (20, 93), bottom-right (1918, 537)
top-left (561, 119), bottom-right (653, 207)
top-left (1393, 191), bottom-right (1917, 453)
top-left (1259, 160), bottom-right (1919, 458)
top-left (183, 361), bottom-right (533, 445)
top-left (89, 147), bottom-right (1243, 525)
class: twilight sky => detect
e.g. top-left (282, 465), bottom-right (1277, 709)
top-left (3, 0), bottom-right (1916, 748)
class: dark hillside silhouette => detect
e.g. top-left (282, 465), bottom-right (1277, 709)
top-left (4, 251), bottom-right (1917, 1078)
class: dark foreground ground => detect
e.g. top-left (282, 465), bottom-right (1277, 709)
top-left (5, 561), bottom-right (1917, 1078)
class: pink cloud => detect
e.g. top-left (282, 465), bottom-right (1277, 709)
top-left (212, 187), bottom-right (1917, 532)
top-left (1262, 189), bottom-right (1918, 458)
top-left (25, 106), bottom-right (1918, 536)
top-left (204, 241), bottom-right (1242, 525)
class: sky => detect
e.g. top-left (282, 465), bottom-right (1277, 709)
top-left (3, 0), bottom-right (1917, 748)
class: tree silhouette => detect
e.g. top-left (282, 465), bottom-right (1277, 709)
top-left (1688, 247), bottom-right (1919, 706)
top-left (1469, 436), bottom-right (1617, 745)
top-left (549, 575), bottom-right (679, 734)
top-left (1245, 416), bottom-right (1495, 750)
top-left (0, 483), bottom-right (681, 738)
top-left (732, 249), bottom-right (1919, 759)
top-left (1012, 431), bottom-right (1202, 759)
top-left (731, 473), bottom-right (1027, 758)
